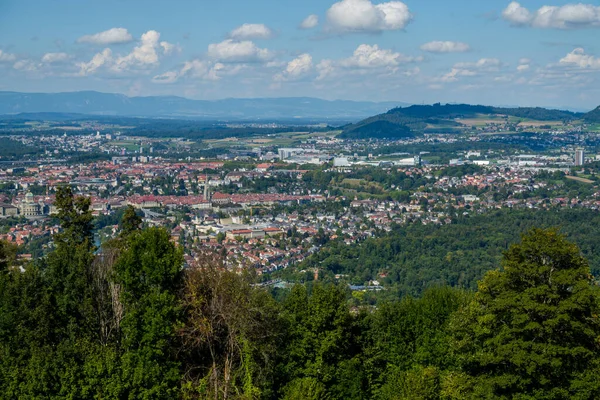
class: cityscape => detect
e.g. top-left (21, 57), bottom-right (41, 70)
top-left (3, 0), bottom-right (600, 398)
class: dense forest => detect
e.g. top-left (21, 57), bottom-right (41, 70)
top-left (2, 189), bottom-right (600, 398)
top-left (300, 208), bottom-right (600, 297)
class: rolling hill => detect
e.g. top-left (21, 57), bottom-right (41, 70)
top-left (340, 103), bottom-right (586, 139)
top-left (584, 106), bottom-right (600, 123)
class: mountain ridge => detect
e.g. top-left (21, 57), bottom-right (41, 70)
top-left (0, 91), bottom-right (409, 121)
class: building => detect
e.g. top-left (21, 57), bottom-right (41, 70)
top-left (0, 204), bottom-right (18, 217)
top-left (575, 148), bottom-right (585, 166)
top-left (19, 192), bottom-right (42, 217)
top-left (278, 148), bottom-right (304, 160)
top-left (333, 157), bottom-right (350, 167)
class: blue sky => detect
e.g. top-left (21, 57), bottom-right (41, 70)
top-left (1, 0), bottom-right (600, 110)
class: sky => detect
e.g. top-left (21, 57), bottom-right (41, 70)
top-left (1, 0), bottom-right (600, 110)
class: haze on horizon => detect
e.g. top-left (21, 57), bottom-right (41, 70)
top-left (1, 0), bottom-right (600, 110)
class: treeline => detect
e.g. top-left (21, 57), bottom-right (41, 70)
top-left (2, 189), bottom-right (600, 398)
top-left (300, 208), bottom-right (600, 297)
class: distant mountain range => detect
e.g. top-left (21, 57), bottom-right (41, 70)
top-left (0, 91), bottom-right (409, 121)
top-left (340, 103), bottom-right (600, 139)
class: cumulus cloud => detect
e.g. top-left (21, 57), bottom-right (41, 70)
top-left (421, 41), bottom-right (470, 53)
top-left (340, 44), bottom-right (420, 68)
top-left (229, 24), bottom-right (274, 40)
top-left (77, 30), bottom-right (175, 76)
top-left (275, 53), bottom-right (313, 81)
top-left (153, 59), bottom-right (245, 83)
top-left (0, 50), bottom-right (17, 63)
top-left (300, 14), bottom-right (319, 29)
top-left (77, 48), bottom-right (113, 76)
top-left (77, 27), bottom-right (133, 45)
top-left (113, 30), bottom-right (161, 70)
top-left (208, 39), bottom-right (272, 62)
top-left (316, 59), bottom-right (336, 80)
top-left (13, 59), bottom-right (38, 72)
top-left (41, 52), bottom-right (71, 63)
top-left (559, 48), bottom-right (600, 69)
top-left (153, 60), bottom-right (215, 83)
top-left (502, 2), bottom-right (600, 29)
top-left (316, 44), bottom-right (420, 80)
top-left (160, 41), bottom-right (180, 55)
top-left (440, 58), bottom-right (503, 82)
top-left (326, 0), bottom-right (413, 33)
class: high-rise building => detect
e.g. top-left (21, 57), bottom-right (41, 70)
top-left (575, 148), bottom-right (585, 166)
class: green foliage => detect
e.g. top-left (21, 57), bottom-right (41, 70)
top-left (303, 208), bottom-right (600, 296)
top-left (277, 284), bottom-right (366, 400)
top-left (119, 205), bottom-right (143, 236)
top-left (0, 138), bottom-right (42, 159)
top-left (3, 206), bottom-right (600, 399)
top-left (450, 228), bottom-right (600, 399)
top-left (179, 258), bottom-right (282, 400)
top-left (115, 227), bottom-right (184, 398)
top-left (0, 240), bottom-right (17, 271)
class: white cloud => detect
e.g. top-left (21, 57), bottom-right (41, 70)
top-left (421, 41), bottom-right (470, 53)
top-left (502, 2), bottom-right (600, 29)
top-left (517, 64), bottom-right (530, 72)
top-left (440, 58), bottom-right (503, 82)
top-left (316, 59), bottom-right (335, 80)
top-left (41, 52), bottom-right (71, 63)
top-left (229, 24), bottom-right (274, 40)
top-left (208, 39), bottom-right (272, 63)
top-left (0, 50), bottom-right (17, 63)
top-left (13, 59), bottom-right (38, 72)
top-left (502, 2), bottom-right (532, 26)
top-left (77, 27), bottom-right (133, 45)
top-left (340, 44), bottom-right (419, 68)
top-left (114, 30), bottom-right (161, 70)
top-left (153, 59), bottom-right (244, 83)
top-left (559, 48), bottom-right (600, 69)
top-left (300, 14), bottom-right (319, 29)
top-left (76, 30), bottom-right (174, 76)
top-left (153, 59), bottom-right (214, 83)
top-left (77, 48), bottom-right (113, 76)
top-left (326, 0), bottom-right (413, 33)
top-left (275, 53), bottom-right (313, 81)
top-left (316, 44), bottom-right (420, 80)
top-left (160, 41), bottom-right (180, 55)
top-left (455, 58), bottom-right (502, 70)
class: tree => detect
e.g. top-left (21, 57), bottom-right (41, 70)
top-left (179, 252), bottom-right (282, 400)
top-left (277, 284), bottom-right (364, 400)
top-left (54, 185), bottom-right (94, 247)
top-left (0, 240), bottom-right (17, 272)
top-left (449, 228), bottom-right (600, 399)
top-left (115, 227), bottom-right (184, 398)
top-left (120, 205), bottom-right (143, 237)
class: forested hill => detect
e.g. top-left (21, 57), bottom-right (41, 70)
top-left (340, 103), bottom-right (584, 139)
top-left (585, 105), bottom-right (600, 123)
